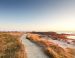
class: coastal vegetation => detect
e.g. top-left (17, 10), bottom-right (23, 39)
top-left (0, 32), bottom-right (26, 58)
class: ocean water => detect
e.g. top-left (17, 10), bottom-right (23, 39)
top-left (67, 36), bottom-right (75, 39)
top-left (56, 31), bottom-right (75, 34)
top-left (56, 31), bottom-right (75, 39)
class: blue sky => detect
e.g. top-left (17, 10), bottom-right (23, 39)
top-left (0, 0), bottom-right (75, 31)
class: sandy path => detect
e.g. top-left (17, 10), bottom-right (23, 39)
top-left (20, 34), bottom-right (49, 58)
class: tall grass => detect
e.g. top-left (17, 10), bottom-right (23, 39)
top-left (0, 32), bottom-right (26, 58)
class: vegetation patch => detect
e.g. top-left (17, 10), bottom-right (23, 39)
top-left (0, 32), bottom-right (26, 58)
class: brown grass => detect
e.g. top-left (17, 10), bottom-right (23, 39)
top-left (26, 33), bottom-right (75, 58)
top-left (0, 32), bottom-right (27, 58)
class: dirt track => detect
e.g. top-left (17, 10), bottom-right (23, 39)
top-left (21, 34), bottom-right (49, 58)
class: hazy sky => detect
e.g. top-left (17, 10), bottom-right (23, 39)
top-left (0, 0), bottom-right (75, 31)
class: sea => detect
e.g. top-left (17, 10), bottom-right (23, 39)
top-left (56, 31), bottom-right (75, 39)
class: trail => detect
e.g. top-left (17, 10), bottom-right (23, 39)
top-left (20, 34), bottom-right (49, 58)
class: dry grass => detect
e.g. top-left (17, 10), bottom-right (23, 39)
top-left (26, 33), bottom-right (75, 58)
top-left (0, 32), bottom-right (26, 58)
top-left (45, 45), bottom-right (75, 58)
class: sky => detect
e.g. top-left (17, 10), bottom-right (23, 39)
top-left (0, 0), bottom-right (75, 31)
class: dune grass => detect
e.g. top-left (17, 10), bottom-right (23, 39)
top-left (26, 33), bottom-right (75, 58)
top-left (0, 32), bottom-right (26, 58)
